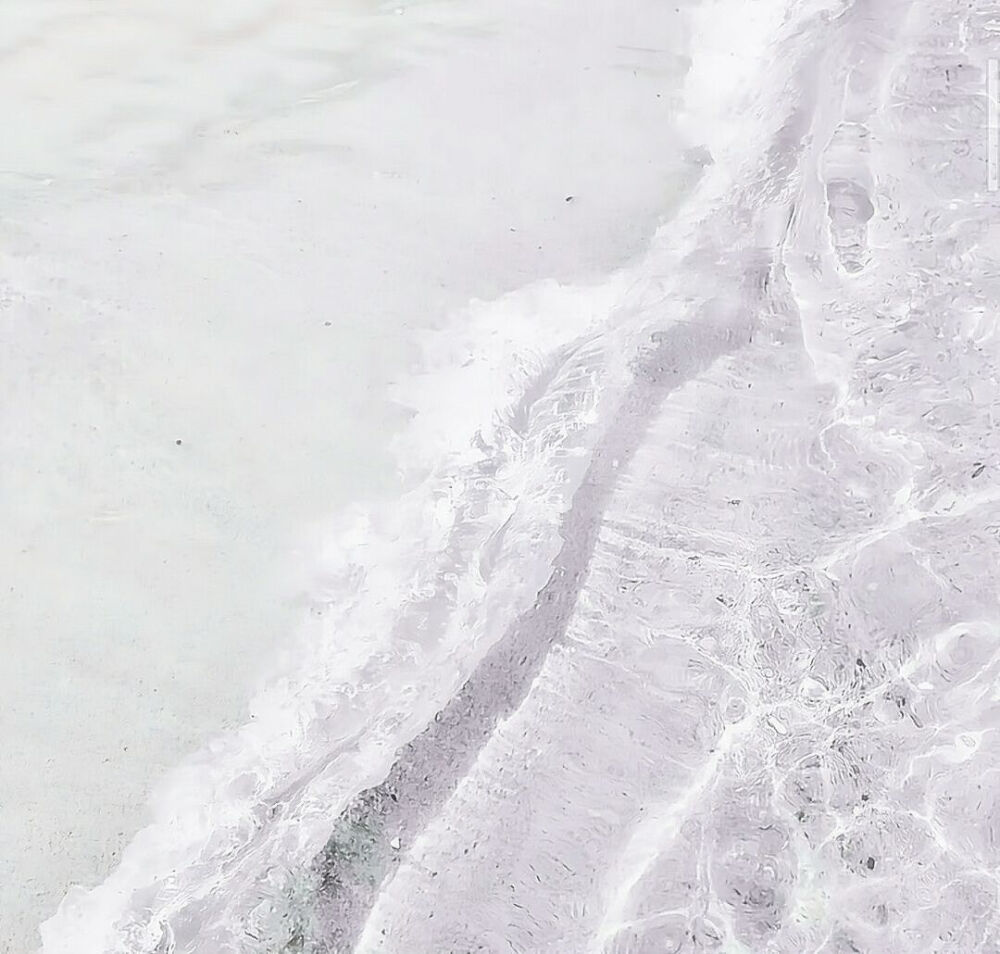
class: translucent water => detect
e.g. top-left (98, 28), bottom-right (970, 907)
top-left (10, 0), bottom-right (1000, 949)
top-left (0, 0), bottom-right (695, 950)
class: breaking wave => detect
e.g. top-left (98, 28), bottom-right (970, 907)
top-left (40, 0), bottom-right (1000, 949)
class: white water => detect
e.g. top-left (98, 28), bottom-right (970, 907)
top-left (9, 0), bottom-right (1000, 950)
top-left (0, 0), bottom-right (694, 951)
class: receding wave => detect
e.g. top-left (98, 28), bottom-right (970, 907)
top-left (40, 0), bottom-right (1000, 950)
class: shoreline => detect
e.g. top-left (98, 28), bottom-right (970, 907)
top-left (13, 0), bottom-right (999, 949)
top-left (0, 0), bottom-right (696, 950)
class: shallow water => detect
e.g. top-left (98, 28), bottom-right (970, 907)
top-left (9, 0), bottom-right (1000, 949)
top-left (0, 0), bottom-right (694, 950)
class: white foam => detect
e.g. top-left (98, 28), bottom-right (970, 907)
top-left (28, 0), bottom-right (807, 948)
top-left (1, 0), bottom-right (697, 946)
top-left (36, 254), bottom-right (643, 954)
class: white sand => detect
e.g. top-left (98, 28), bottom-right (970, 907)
top-left (0, 0), bottom-right (691, 949)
